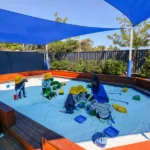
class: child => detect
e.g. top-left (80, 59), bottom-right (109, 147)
top-left (14, 76), bottom-right (27, 98)
top-left (77, 85), bottom-right (90, 102)
top-left (61, 86), bottom-right (79, 114)
top-left (42, 73), bottom-right (53, 95)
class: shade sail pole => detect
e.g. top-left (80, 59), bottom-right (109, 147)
top-left (127, 27), bottom-right (134, 77)
top-left (45, 45), bottom-right (49, 70)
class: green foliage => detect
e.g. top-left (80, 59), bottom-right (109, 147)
top-left (48, 41), bottom-right (66, 52)
top-left (73, 58), bottom-right (86, 72)
top-left (60, 59), bottom-right (70, 70)
top-left (81, 38), bottom-right (94, 51)
top-left (0, 43), bottom-right (23, 50)
top-left (51, 60), bottom-right (62, 70)
top-left (141, 51), bottom-right (150, 78)
top-left (51, 59), bottom-right (70, 70)
top-left (104, 59), bottom-right (126, 75)
top-left (107, 16), bottom-right (150, 50)
top-left (48, 39), bottom-right (79, 53)
top-left (54, 12), bottom-right (68, 23)
top-left (95, 60), bottom-right (105, 73)
top-left (67, 62), bottom-right (75, 71)
top-left (65, 39), bottom-right (80, 52)
top-left (50, 59), bottom-right (126, 75)
top-left (84, 60), bottom-right (97, 73)
top-left (26, 45), bottom-right (45, 50)
top-left (107, 45), bottom-right (120, 51)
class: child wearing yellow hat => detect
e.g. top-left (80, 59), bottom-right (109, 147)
top-left (60, 86), bottom-right (79, 114)
top-left (14, 76), bottom-right (28, 98)
top-left (77, 85), bottom-right (90, 102)
top-left (42, 73), bottom-right (53, 95)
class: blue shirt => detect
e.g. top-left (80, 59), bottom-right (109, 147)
top-left (92, 84), bottom-right (109, 103)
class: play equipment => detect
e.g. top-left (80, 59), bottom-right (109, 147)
top-left (90, 110), bottom-right (96, 116)
top-left (110, 98), bottom-right (129, 105)
top-left (103, 126), bottom-right (119, 138)
top-left (14, 94), bottom-right (18, 100)
top-left (44, 88), bottom-right (57, 100)
top-left (87, 84), bottom-right (91, 88)
top-left (122, 87), bottom-right (128, 92)
top-left (109, 115), bottom-right (115, 124)
top-left (92, 132), bottom-right (107, 148)
top-left (6, 83), bottom-right (14, 88)
top-left (50, 77), bottom-right (54, 82)
top-left (133, 95), bottom-right (141, 101)
top-left (77, 102), bottom-right (86, 108)
top-left (112, 104), bottom-right (127, 113)
top-left (61, 82), bottom-right (66, 86)
top-left (86, 104), bottom-right (96, 116)
top-left (51, 81), bottom-right (62, 88)
top-left (109, 93), bottom-right (121, 95)
top-left (53, 86), bottom-right (58, 90)
top-left (59, 89), bottom-right (64, 95)
top-left (74, 115), bottom-right (87, 124)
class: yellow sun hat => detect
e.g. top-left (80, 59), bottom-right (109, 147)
top-left (77, 85), bottom-right (87, 93)
top-left (44, 73), bottom-right (52, 80)
top-left (69, 86), bottom-right (80, 95)
top-left (14, 76), bottom-right (23, 84)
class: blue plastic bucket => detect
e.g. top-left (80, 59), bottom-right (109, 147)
top-left (92, 132), bottom-right (107, 148)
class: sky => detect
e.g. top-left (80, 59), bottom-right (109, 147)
top-left (0, 0), bottom-right (127, 49)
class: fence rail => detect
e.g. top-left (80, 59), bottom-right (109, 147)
top-left (49, 49), bottom-right (150, 74)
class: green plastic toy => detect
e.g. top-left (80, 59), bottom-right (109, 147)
top-left (44, 87), bottom-right (57, 100)
top-left (53, 86), bottom-right (58, 90)
top-left (50, 78), bottom-right (54, 82)
top-left (54, 81), bottom-right (61, 88)
top-left (44, 88), bottom-right (51, 97)
top-left (87, 84), bottom-right (91, 88)
top-left (78, 102), bottom-right (86, 108)
top-left (51, 81), bottom-right (62, 88)
top-left (90, 109), bottom-right (96, 116)
top-left (133, 95), bottom-right (141, 101)
top-left (50, 81), bottom-right (55, 86)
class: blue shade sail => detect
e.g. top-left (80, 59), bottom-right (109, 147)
top-left (105, 0), bottom-right (150, 26)
top-left (0, 9), bottom-right (119, 45)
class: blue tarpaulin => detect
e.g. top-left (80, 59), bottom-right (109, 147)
top-left (0, 9), bottom-right (119, 45)
top-left (105, 0), bottom-right (150, 26)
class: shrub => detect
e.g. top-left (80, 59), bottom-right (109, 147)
top-left (51, 59), bottom-right (70, 70)
top-left (95, 60), bottom-right (105, 74)
top-left (50, 60), bottom-right (62, 70)
top-left (67, 62), bottom-right (75, 71)
top-left (73, 58), bottom-right (86, 72)
top-left (84, 60), bottom-right (97, 73)
top-left (60, 59), bottom-right (70, 70)
top-left (141, 51), bottom-right (150, 78)
top-left (104, 59), bottom-right (126, 75)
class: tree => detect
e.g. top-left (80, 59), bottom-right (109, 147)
top-left (107, 45), bottom-right (120, 51)
top-left (107, 16), bottom-right (150, 50)
top-left (54, 12), bottom-right (68, 23)
top-left (65, 39), bottom-right (79, 52)
top-left (93, 45), bottom-right (106, 51)
top-left (80, 38), bottom-right (94, 51)
top-left (48, 39), bottom-right (79, 53)
top-left (0, 43), bottom-right (23, 51)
